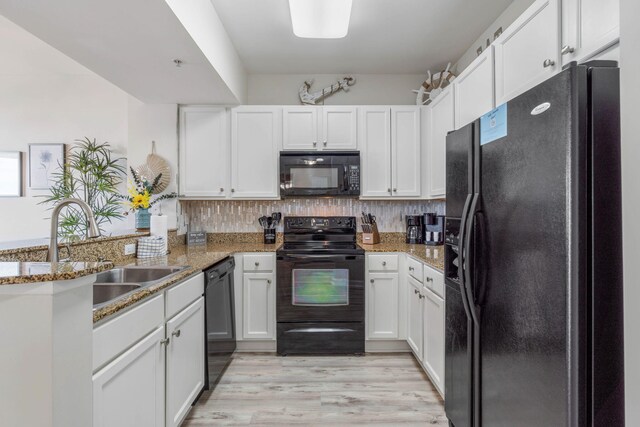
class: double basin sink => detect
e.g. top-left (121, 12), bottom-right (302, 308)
top-left (93, 266), bottom-right (188, 309)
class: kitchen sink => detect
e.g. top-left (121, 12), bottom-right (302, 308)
top-left (93, 283), bottom-right (143, 306)
top-left (94, 266), bottom-right (186, 284)
top-left (92, 266), bottom-right (188, 310)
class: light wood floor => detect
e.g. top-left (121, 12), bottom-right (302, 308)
top-left (183, 353), bottom-right (447, 426)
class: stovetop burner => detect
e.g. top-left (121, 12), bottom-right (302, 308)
top-left (277, 216), bottom-right (364, 255)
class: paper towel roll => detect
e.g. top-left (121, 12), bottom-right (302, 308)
top-left (150, 214), bottom-right (168, 254)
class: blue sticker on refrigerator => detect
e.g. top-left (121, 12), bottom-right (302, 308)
top-left (480, 104), bottom-right (508, 145)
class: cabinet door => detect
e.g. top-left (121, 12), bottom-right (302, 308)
top-left (359, 107), bottom-right (392, 198)
top-left (407, 277), bottom-right (424, 360)
top-left (283, 107), bottom-right (318, 150)
top-left (427, 88), bottom-right (454, 198)
top-left (230, 107), bottom-right (282, 198)
top-left (562, 0), bottom-right (619, 65)
top-left (243, 272), bottom-right (275, 340)
top-left (454, 47), bottom-right (495, 129)
top-left (321, 106), bottom-right (357, 150)
top-left (423, 288), bottom-right (445, 394)
top-left (93, 326), bottom-right (165, 427)
top-left (367, 272), bottom-right (399, 339)
top-left (494, 0), bottom-right (561, 105)
top-left (166, 298), bottom-right (205, 427)
top-left (391, 107), bottom-right (421, 197)
top-left (179, 106), bottom-right (228, 198)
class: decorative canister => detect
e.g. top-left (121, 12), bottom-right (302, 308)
top-left (135, 208), bottom-right (151, 230)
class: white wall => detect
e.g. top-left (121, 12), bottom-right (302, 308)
top-left (126, 99), bottom-right (179, 229)
top-left (0, 15), bottom-right (129, 241)
top-left (454, 0), bottom-right (536, 74)
top-left (620, 0), bottom-right (639, 423)
top-left (247, 74), bottom-right (427, 105)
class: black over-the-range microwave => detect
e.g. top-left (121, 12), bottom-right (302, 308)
top-left (279, 151), bottom-right (360, 197)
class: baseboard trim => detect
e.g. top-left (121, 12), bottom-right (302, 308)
top-left (365, 340), bottom-right (411, 353)
top-left (236, 340), bottom-right (277, 352)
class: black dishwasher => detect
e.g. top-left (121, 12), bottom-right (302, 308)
top-left (203, 257), bottom-right (236, 390)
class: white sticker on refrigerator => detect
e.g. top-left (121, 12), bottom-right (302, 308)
top-left (480, 104), bottom-right (508, 145)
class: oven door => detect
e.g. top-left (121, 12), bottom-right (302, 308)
top-left (276, 253), bottom-right (364, 322)
top-left (279, 152), bottom-right (359, 197)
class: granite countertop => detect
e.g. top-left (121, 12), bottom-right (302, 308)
top-left (0, 261), bottom-right (113, 285)
top-left (0, 230), bottom-right (148, 255)
top-left (359, 243), bottom-right (445, 272)
top-left (93, 242), bottom-right (282, 323)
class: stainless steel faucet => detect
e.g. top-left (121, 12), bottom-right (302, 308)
top-left (47, 198), bottom-right (101, 262)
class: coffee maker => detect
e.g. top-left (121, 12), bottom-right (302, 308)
top-left (405, 215), bottom-right (424, 244)
top-left (424, 213), bottom-right (445, 246)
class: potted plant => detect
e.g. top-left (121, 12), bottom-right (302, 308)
top-left (41, 138), bottom-right (125, 239)
top-left (122, 167), bottom-right (177, 230)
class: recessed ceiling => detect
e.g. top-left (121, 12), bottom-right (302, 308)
top-left (211, 0), bottom-right (513, 74)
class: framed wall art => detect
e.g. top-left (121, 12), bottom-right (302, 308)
top-left (0, 151), bottom-right (23, 197)
top-left (28, 143), bottom-right (65, 190)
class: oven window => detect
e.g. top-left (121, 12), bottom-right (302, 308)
top-left (291, 269), bottom-right (349, 306)
top-left (290, 167), bottom-right (339, 189)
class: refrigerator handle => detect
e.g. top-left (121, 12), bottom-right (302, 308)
top-left (464, 193), bottom-right (481, 327)
top-left (458, 194), bottom-right (473, 284)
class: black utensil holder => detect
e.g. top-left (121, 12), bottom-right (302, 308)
top-left (263, 228), bottom-right (276, 244)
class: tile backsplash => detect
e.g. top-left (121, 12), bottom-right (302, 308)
top-left (179, 199), bottom-right (445, 233)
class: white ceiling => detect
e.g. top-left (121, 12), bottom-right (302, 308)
top-left (0, 0), bottom-right (240, 104)
top-left (210, 0), bottom-right (514, 74)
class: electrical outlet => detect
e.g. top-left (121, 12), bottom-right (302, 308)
top-left (124, 243), bottom-right (136, 255)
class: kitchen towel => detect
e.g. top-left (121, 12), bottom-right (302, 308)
top-left (150, 214), bottom-right (168, 255)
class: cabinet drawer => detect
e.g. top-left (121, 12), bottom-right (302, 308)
top-left (407, 256), bottom-right (424, 283)
top-left (166, 272), bottom-right (204, 320)
top-left (424, 265), bottom-right (444, 298)
top-left (367, 254), bottom-right (399, 271)
top-left (243, 253), bottom-right (275, 272)
top-left (93, 294), bottom-right (165, 371)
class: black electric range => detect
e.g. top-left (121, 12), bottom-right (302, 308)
top-left (276, 216), bottom-right (365, 355)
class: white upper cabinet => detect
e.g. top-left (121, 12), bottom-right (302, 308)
top-left (179, 106), bottom-right (228, 198)
top-left (454, 47), bottom-right (495, 129)
top-left (391, 107), bottom-right (421, 197)
top-left (283, 106), bottom-right (357, 151)
top-left (426, 87), bottom-right (454, 198)
top-left (494, 0), bottom-right (561, 105)
top-left (561, 0), bottom-right (619, 65)
top-left (321, 106), bottom-right (358, 150)
top-left (359, 107), bottom-right (392, 197)
top-left (230, 107), bottom-right (282, 199)
top-left (283, 106), bottom-right (318, 150)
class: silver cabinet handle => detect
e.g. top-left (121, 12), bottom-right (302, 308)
top-left (323, 141), bottom-right (327, 146)
top-left (370, 279), bottom-right (374, 284)
top-left (409, 266), bottom-right (414, 271)
top-left (414, 289), bottom-right (419, 294)
top-left (220, 187), bottom-right (224, 192)
top-left (419, 294), bottom-right (425, 299)
top-left (267, 279), bottom-right (272, 284)
top-left (543, 59), bottom-right (556, 68)
top-left (231, 188), bottom-right (235, 193)
top-left (313, 141), bottom-right (317, 147)
top-left (255, 262), bottom-right (260, 266)
top-left (426, 277), bottom-right (433, 283)
top-left (387, 188), bottom-right (392, 193)
top-left (382, 261), bottom-right (387, 266)
top-left (393, 188), bottom-right (397, 192)
top-left (172, 329), bottom-right (181, 338)
top-left (160, 338), bottom-right (170, 346)
top-left (561, 45), bottom-right (574, 55)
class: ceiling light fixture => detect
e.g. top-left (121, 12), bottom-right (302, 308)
top-left (289, 0), bottom-right (353, 39)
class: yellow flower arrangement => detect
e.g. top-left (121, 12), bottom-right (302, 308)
top-left (119, 168), bottom-right (176, 213)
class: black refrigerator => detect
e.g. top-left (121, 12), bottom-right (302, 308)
top-left (444, 61), bottom-right (624, 427)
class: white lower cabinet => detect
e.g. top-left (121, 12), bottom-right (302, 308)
top-left (243, 271), bottom-right (276, 340)
top-left (423, 287), bottom-right (445, 394)
top-left (93, 273), bottom-right (205, 427)
top-left (367, 272), bottom-right (400, 339)
top-left (407, 277), bottom-right (424, 360)
top-left (166, 298), bottom-right (205, 427)
top-left (93, 326), bottom-right (166, 427)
